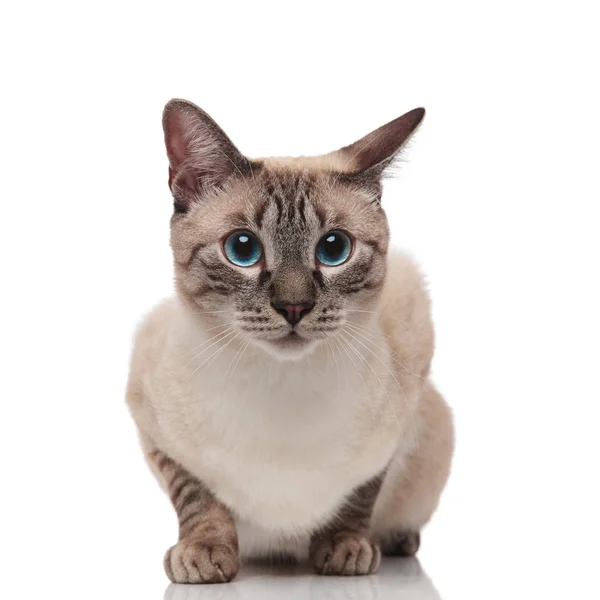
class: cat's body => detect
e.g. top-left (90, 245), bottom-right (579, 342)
top-left (128, 250), bottom-right (451, 558)
top-left (127, 100), bottom-right (453, 583)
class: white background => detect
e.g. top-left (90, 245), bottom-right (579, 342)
top-left (1, 1), bottom-right (599, 599)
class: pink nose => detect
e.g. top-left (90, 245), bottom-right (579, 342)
top-left (271, 301), bottom-right (315, 326)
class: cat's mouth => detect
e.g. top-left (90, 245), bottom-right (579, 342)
top-left (251, 328), bottom-right (320, 360)
top-left (270, 330), bottom-right (309, 349)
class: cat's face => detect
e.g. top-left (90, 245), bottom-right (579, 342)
top-left (171, 166), bottom-right (389, 359)
top-left (163, 100), bottom-right (424, 360)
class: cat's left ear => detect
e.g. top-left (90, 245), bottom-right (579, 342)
top-left (332, 108), bottom-right (425, 177)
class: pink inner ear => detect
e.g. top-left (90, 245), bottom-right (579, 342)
top-left (165, 113), bottom-right (190, 171)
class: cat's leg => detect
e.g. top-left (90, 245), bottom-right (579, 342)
top-left (309, 473), bottom-right (384, 576)
top-left (148, 448), bottom-right (240, 584)
top-left (372, 380), bottom-right (454, 557)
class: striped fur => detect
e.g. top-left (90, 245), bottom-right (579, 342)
top-left (310, 472), bottom-right (385, 575)
top-left (149, 449), bottom-right (240, 583)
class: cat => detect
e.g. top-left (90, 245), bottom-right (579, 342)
top-left (126, 99), bottom-right (454, 584)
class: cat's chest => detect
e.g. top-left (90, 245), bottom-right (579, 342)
top-left (161, 352), bottom-right (396, 532)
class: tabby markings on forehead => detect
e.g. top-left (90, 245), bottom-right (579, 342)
top-left (254, 200), bottom-right (269, 229)
top-left (259, 170), bottom-right (319, 230)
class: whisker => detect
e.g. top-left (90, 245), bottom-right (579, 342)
top-left (223, 337), bottom-right (246, 382)
top-left (334, 334), bottom-right (354, 371)
top-left (185, 328), bottom-right (237, 368)
top-left (201, 321), bottom-right (237, 333)
top-left (331, 337), bottom-right (349, 402)
top-left (328, 338), bottom-right (343, 391)
top-left (187, 324), bottom-right (235, 354)
top-left (226, 338), bottom-right (251, 383)
top-left (332, 336), bottom-right (350, 383)
top-left (337, 335), bottom-right (362, 373)
top-left (345, 321), bottom-right (391, 341)
top-left (342, 328), bottom-right (419, 452)
top-left (336, 335), bottom-right (374, 416)
top-left (186, 333), bottom-right (239, 383)
top-left (341, 333), bottom-right (398, 429)
top-left (344, 323), bottom-right (423, 380)
top-left (324, 339), bottom-right (334, 370)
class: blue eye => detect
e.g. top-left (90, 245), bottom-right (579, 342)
top-left (316, 230), bottom-right (352, 266)
top-left (224, 231), bottom-right (262, 267)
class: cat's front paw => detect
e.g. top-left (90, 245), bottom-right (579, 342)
top-left (310, 530), bottom-right (381, 576)
top-left (164, 536), bottom-right (240, 583)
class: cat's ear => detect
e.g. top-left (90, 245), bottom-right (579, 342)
top-left (332, 108), bottom-right (425, 176)
top-left (162, 99), bottom-right (250, 212)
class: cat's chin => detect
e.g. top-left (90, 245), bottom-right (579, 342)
top-left (254, 333), bottom-right (319, 361)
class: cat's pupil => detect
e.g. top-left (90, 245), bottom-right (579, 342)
top-left (235, 235), bottom-right (252, 258)
top-left (323, 234), bottom-right (344, 260)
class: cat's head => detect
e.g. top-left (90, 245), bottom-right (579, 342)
top-left (163, 99), bottom-right (424, 360)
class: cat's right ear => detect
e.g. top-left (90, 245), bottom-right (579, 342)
top-left (162, 99), bottom-right (250, 213)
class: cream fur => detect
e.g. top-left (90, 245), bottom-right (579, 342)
top-left (127, 249), bottom-right (454, 559)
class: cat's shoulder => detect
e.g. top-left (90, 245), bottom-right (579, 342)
top-left (379, 249), bottom-right (434, 364)
top-left (132, 297), bottom-right (180, 346)
top-left (381, 248), bottom-right (431, 311)
top-left (126, 297), bottom-right (181, 412)
top-left (128, 297), bottom-right (182, 377)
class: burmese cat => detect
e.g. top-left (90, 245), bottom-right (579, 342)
top-left (126, 99), bottom-right (454, 584)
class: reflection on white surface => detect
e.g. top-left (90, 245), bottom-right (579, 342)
top-left (164, 557), bottom-right (441, 600)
